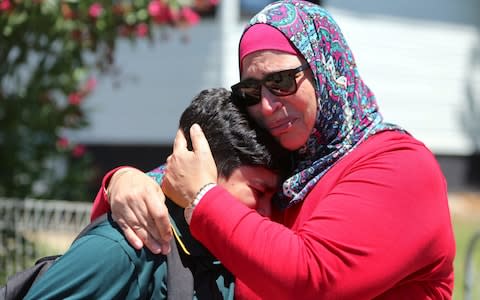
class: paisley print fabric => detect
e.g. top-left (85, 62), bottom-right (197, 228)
top-left (242, 0), bottom-right (404, 208)
top-left (146, 164), bottom-right (166, 184)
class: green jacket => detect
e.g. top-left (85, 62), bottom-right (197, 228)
top-left (24, 202), bottom-right (235, 300)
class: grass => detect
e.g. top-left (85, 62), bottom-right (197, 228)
top-left (452, 212), bottom-right (480, 299)
top-left (0, 230), bottom-right (76, 286)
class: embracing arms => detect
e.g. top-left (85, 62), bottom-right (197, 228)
top-left (92, 127), bottom-right (455, 299)
top-left (91, 166), bottom-right (172, 254)
top-left (91, 124), bottom-right (217, 253)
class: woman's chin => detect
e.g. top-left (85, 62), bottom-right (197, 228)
top-left (278, 133), bottom-right (306, 151)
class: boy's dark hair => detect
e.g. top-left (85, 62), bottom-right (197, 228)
top-left (179, 88), bottom-right (290, 179)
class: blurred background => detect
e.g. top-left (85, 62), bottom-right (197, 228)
top-left (1, 0), bottom-right (479, 298)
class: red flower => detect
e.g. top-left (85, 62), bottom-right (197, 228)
top-left (168, 7), bottom-right (180, 23)
top-left (89, 3), bottom-right (103, 18)
top-left (148, 0), bottom-right (172, 24)
top-left (181, 7), bottom-right (199, 25)
top-left (68, 93), bottom-right (82, 105)
top-left (72, 145), bottom-right (86, 157)
top-left (136, 23), bottom-right (149, 37)
top-left (84, 77), bottom-right (97, 93)
top-left (0, 0), bottom-right (11, 11)
top-left (57, 137), bottom-right (69, 149)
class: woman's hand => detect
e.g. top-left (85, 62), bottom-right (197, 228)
top-left (107, 167), bottom-right (172, 254)
top-left (162, 124), bottom-right (218, 208)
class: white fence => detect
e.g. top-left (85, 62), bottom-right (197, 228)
top-left (0, 198), bottom-right (92, 284)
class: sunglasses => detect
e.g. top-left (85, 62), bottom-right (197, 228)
top-left (231, 63), bottom-right (310, 106)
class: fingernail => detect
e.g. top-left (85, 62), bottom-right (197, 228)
top-left (161, 243), bottom-right (171, 254)
top-left (133, 240), bottom-right (143, 250)
top-left (191, 123), bottom-right (201, 132)
top-left (147, 240), bottom-right (160, 254)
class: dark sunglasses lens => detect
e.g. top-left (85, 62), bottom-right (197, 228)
top-left (264, 70), bottom-right (296, 96)
top-left (232, 80), bottom-right (261, 106)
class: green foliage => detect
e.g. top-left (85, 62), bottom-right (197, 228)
top-left (0, 0), bottom-right (215, 201)
top-left (452, 214), bottom-right (480, 300)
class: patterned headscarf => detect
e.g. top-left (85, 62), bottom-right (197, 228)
top-left (240, 0), bottom-right (404, 208)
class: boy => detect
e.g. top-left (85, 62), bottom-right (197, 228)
top-left (25, 88), bottom-right (288, 299)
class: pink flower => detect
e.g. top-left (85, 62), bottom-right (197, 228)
top-left (57, 137), bottom-right (69, 149)
top-left (148, 0), bottom-right (162, 17)
top-left (181, 7), bottom-right (199, 25)
top-left (169, 7), bottom-right (180, 22)
top-left (0, 0), bottom-right (11, 11)
top-left (148, 0), bottom-right (172, 24)
top-left (68, 92), bottom-right (82, 105)
top-left (88, 3), bottom-right (103, 18)
top-left (209, 0), bottom-right (219, 5)
top-left (136, 23), bottom-right (149, 37)
top-left (72, 145), bottom-right (86, 157)
top-left (84, 77), bottom-right (97, 93)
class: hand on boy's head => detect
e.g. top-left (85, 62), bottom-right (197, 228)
top-left (108, 167), bottom-right (172, 254)
top-left (162, 124), bottom-right (218, 208)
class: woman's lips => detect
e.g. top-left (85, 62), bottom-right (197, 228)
top-left (268, 118), bottom-right (295, 136)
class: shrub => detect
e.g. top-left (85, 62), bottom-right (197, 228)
top-left (0, 0), bottom-right (216, 201)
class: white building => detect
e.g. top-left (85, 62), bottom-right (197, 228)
top-left (70, 0), bottom-right (480, 191)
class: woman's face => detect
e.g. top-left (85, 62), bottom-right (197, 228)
top-left (242, 50), bottom-right (318, 151)
top-left (217, 166), bottom-right (279, 218)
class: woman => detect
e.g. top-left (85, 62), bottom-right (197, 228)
top-left (93, 1), bottom-right (455, 298)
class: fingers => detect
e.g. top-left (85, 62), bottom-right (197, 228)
top-left (162, 123), bottom-right (218, 208)
top-left (115, 218), bottom-right (144, 250)
top-left (190, 124), bottom-right (217, 181)
top-left (111, 197), bottom-right (155, 250)
top-left (129, 187), bottom-right (171, 254)
top-left (145, 187), bottom-right (172, 254)
top-left (173, 124), bottom-right (212, 156)
top-left (190, 124), bottom-right (212, 157)
top-left (115, 195), bottom-right (171, 254)
top-left (172, 128), bottom-right (187, 152)
top-left (108, 169), bottom-right (173, 254)
top-left (118, 217), bottom-right (168, 255)
top-left (143, 215), bottom-right (168, 254)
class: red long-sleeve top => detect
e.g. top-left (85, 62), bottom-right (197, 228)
top-left (91, 131), bottom-right (455, 299)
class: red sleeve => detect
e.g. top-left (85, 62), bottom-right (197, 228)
top-left (90, 166), bottom-right (131, 221)
top-left (191, 187), bottom-right (309, 299)
top-left (189, 134), bottom-right (455, 299)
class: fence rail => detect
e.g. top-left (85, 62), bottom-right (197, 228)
top-left (0, 198), bottom-right (92, 284)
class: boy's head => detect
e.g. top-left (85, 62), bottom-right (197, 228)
top-left (179, 88), bottom-right (290, 216)
top-left (179, 88), bottom-right (288, 178)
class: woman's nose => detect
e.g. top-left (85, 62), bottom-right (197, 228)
top-left (260, 86), bottom-right (282, 116)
